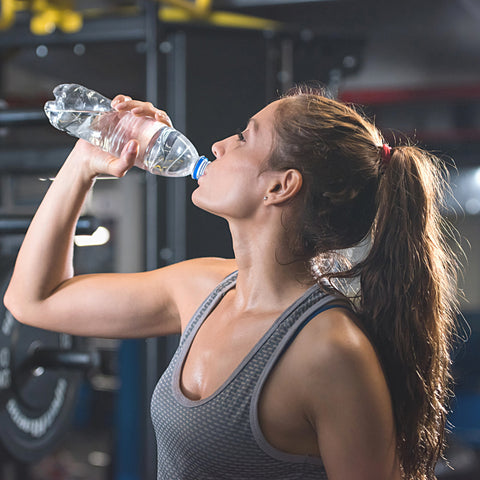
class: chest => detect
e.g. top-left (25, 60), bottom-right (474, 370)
top-left (178, 299), bottom-right (319, 456)
top-left (180, 304), bottom-right (274, 401)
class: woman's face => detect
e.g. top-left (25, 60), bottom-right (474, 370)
top-left (192, 100), bottom-right (281, 220)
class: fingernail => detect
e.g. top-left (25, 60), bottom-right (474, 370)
top-left (127, 141), bottom-right (137, 153)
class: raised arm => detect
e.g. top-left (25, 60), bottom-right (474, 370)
top-left (3, 137), bottom-right (157, 336)
top-left (3, 102), bottom-right (232, 338)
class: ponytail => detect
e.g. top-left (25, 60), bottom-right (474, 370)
top-left (271, 89), bottom-right (461, 478)
top-left (351, 145), bottom-right (460, 479)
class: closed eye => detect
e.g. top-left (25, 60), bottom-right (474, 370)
top-left (236, 129), bottom-right (246, 142)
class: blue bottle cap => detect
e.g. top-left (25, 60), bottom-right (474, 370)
top-left (191, 156), bottom-right (210, 180)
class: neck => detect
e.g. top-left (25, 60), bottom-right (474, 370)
top-left (227, 218), bottom-right (314, 314)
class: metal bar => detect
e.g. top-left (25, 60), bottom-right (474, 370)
top-left (0, 109), bottom-right (46, 126)
top-left (0, 16), bottom-right (147, 48)
top-left (116, 339), bottom-right (143, 480)
top-left (162, 30), bottom-right (186, 367)
top-left (166, 30), bottom-right (187, 265)
top-left (143, 1), bottom-right (161, 479)
top-left (0, 215), bottom-right (100, 235)
top-left (161, 0), bottom-right (204, 16)
top-left (264, 34), bottom-right (278, 102)
top-left (339, 84), bottom-right (480, 105)
top-left (0, 6), bottom-right (281, 50)
top-left (216, 0), bottom-right (328, 6)
top-left (279, 36), bottom-right (293, 93)
top-left (25, 348), bottom-right (100, 371)
top-left (145, 4), bottom-right (160, 270)
top-left (0, 147), bottom-right (74, 173)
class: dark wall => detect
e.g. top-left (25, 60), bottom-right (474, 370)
top-left (183, 28), bottom-right (270, 260)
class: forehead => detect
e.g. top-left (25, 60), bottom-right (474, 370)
top-left (250, 100), bottom-right (283, 140)
top-left (252, 99), bottom-right (281, 123)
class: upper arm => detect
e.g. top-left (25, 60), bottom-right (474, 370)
top-left (4, 257), bottom-right (236, 339)
top-left (303, 311), bottom-right (401, 480)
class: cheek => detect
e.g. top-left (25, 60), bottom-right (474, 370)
top-left (192, 174), bottom-right (262, 219)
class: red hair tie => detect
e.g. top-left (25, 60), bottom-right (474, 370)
top-left (380, 144), bottom-right (392, 165)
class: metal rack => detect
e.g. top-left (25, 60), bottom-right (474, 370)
top-left (0, 3), bottom-right (298, 479)
top-left (0, 2), bottom-right (368, 478)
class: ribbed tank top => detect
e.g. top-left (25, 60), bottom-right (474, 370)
top-left (151, 271), bottom-right (348, 479)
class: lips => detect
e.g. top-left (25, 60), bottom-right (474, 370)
top-left (201, 164), bottom-right (211, 177)
top-left (197, 170), bottom-right (206, 184)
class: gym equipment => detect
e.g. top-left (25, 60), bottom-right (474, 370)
top-left (0, 214), bottom-right (99, 235)
top-left (0, 216), bottom-right (102, 463)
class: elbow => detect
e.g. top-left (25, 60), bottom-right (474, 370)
top-left (3, 285), bottom-right (13, 314)
top-left (3, 286), bottom-right (17, 318)
top-left (3, 285), bottom-right (28, 326)
top-left (4, 282), bottom-right (56, 330)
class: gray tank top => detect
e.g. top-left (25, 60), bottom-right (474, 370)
top-left (151, 271), bottom-right (347, 479)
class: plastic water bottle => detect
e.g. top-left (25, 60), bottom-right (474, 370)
top-left (44, 84), bottom-right (210, 179)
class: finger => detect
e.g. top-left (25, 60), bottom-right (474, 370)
top-left (108, 140), bottom-right (138, 178)
top-left (125, 139), bottom-right (139, 158)
top-left (154, 110), bottom-right (173, 127)
top-left (112, 100), bottom-right (136, 112)
top-left (129, 102), bottom-right (157, 116)
top-left (111, 99), bottom-right (173, 127)
top-left (115, 101), bottom-right (154, 116)
top-left (131, 107), bottom-right (172, 127)
top-left (121, 139), bottom-right (139, 168)
top-left (111, 95), bottom-right (132, 107)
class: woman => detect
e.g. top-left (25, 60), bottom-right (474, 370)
top-left (4, 86), bottom-right (459, 480)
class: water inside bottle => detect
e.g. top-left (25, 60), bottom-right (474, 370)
top-left (44, 105), bottom-right (115, 149)
top-left (45, 106), bottom-right (96, 131)
top-left (144, 128), bottom-right (200, 177)
top-left (45, 105), bottom-right (162, 159)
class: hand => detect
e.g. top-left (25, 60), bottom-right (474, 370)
top-left (69, 138), bottom-right (139, 180)
top-left (111, 95), bottom-right (173, 128)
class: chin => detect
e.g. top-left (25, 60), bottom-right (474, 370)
top-left (191, 187), bottom-right (202, 208)
top-left (192, 191), bottom-right (231, 220)
top-left (192, 188), bottom-right (214, 213)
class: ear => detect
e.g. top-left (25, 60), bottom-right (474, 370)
top-left (265, 169), bottom-right (303, 205)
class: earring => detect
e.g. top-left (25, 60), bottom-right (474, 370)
top-left (264, 196), bottom-right (268, 200)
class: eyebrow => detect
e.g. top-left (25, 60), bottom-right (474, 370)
top-left (247, 117), bottom-right (258, 133)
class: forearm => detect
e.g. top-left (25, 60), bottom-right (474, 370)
top-left (4, 138), bottom-right (137, 323)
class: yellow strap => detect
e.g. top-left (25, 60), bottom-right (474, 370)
top-left (0, 0), bottom-right (17, 29)
top-left (195, 0), bottom-right (211, 14)
top-left (30, 0), bottom-right (83, 35)
top-left (0, 0), bottom-right (279, 34)
top-left (158, 0), bottom-right (281, 31)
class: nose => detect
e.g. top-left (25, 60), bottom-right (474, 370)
top-left (211, 138), bottom-right (225, 159)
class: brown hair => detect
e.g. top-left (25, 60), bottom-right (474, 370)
top-left (271, 87), bottom-right (460, 479)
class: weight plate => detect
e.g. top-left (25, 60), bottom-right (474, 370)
top-left (0, 267), bottom-right (84, 463)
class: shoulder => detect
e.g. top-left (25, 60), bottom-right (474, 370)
top-left (164, 257), bottom-right (237, 290)
top-left (287, 307), bottom-right (390, 415)
top-left (292, 306), bottom-right (374, 365)
top-left (152, 257), bottom-right (237, 328)
top-left (285, 308), bottom-right (399, 477)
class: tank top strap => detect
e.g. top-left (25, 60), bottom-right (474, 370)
top-left (249, 292), bottom-right (352, 462)
top-left (178, 270), bottom-right (239, 350)
top-left (253, 291), bottom-right (352, 392)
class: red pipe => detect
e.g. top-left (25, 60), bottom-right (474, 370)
top-left (339, 84), bottom-right (480, 105)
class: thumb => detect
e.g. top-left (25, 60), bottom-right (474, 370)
top-left (108, 140), bottom-right (139, 178)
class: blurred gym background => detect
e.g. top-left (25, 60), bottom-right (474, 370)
top-left (0, 0), bottom-right (479, 479)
